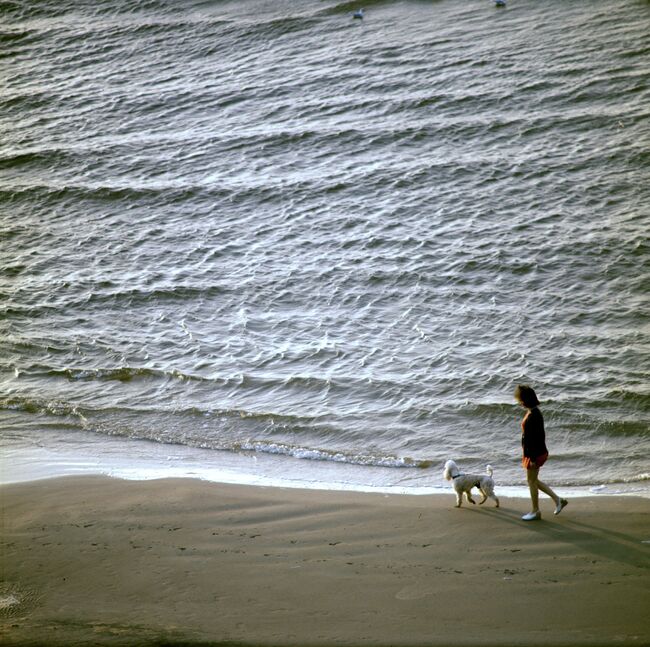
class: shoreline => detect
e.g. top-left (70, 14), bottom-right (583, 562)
top-left (2, 475), bottom-right (649, 646)
top-left (1, 469), bottom-right (646, 501)
top-left (3, 439), bottom-right (648, 499)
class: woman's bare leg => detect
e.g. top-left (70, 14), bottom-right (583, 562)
top-left (526, 467), bottom-right (540, 512)
top-left (528, 466), bottom-right (561, 511)
top-left (537, 479), bottom-right (560, 505)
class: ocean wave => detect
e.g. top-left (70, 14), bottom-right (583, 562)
top-left (237, 14), bottom-right (321, 38)
top-left (0, 181), bottom-right (294, 209)
top-left (0, 396), bottom-right (321, 428)
top-left (592, 419), bottom-right (650, 439)
top-left (47, 366), bottom-right (205, 383)
top-left (0, 150), bottom-right (71, 170)
top-left (232, 440), bottom-right (432, 469)
top-left (1, 284), bottom-right (231, 317)
top-left (0, 0), bottom-right (63, 20)
top-left (0, 395), bottom-right (82, 418)
top-left (10, 364), bottom-right (399, 400)
top-left (597, 389), bottom-right (650, 410)
top-left (0, 263), bottom-right (26, 277)
top-left (1, 393), bottom-right (646, 483)
top-left (0, 28), bottom-right (35, 44)
top-left (319, 0), bottom-right (393, 17)
top-left (0, 184), bottom-right (213, 204)
top-left (463, 401), bottom-right (517, 416)
top-left (36, 366), bottom-right (268, 387)
top-left (584, 473), bottom-right (650, 489)
top-left (0, 92), bottom-right (51, 112)
top-left (622, 472), bottom-right (650, 484)
top-left (103, 428), bottom-right (433, 472)
top-left (0, 395), bottom-right (430, 469)
top-left (0, 0), bottom-right (177, 21)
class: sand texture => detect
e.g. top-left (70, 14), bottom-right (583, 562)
top-left (1, 476), bottom-right (649, 646)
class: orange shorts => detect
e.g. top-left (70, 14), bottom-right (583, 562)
top-left (522, 453), bottom-right (548, 469)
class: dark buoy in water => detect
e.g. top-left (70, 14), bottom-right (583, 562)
top-left (353, 8), bottom-right (364, 19)
top-left (495, 0), bottom-right (506, 7)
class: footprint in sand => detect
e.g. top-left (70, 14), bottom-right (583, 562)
top-left (0, 584), bottom-right (39, 617)
top-left (0, 594), bottom-right (20, 611)
top-left (0, 582), bottom-right (39, 618)
top-left (395, 582), bottom-right (434, 600)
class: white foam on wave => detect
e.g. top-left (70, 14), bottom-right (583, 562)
top-left (235, 439), bottom-right (430, 469)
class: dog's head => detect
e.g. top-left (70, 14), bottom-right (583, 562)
top-left (443, 460), bottom-right (459, 481)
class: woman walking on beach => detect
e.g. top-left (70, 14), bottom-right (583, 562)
top-left (515, 384), bottom-right (567, 521)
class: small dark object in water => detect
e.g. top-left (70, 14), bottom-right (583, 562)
top-left (353, 9), bottom-right (364, 19)
top-left (495, 0), bottom-right (506, 7)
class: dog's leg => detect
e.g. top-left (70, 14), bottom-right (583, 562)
top-left (465, 491), bottom-right (476, 505)
top-left (455, 492), bottom-right (462, 507)
top-left (478, 489), bottom-right (488, 505)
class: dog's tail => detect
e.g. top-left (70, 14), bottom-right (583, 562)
top-left (486, 465), bottom-right (494, 477)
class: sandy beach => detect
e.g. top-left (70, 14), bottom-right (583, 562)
top-left (1, 476), bottom-right (648, 646)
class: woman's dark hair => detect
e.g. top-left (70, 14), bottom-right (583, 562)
top-left (514, 384), bottom-right (540, 408)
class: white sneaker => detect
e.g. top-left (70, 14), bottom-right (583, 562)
top-left (554, 499), bottom-right (568, 515)
top-left (522, 511), bottom-right (541, 521)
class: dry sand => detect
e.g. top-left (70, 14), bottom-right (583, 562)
top-left (1, 475), bottom-right (649, 646)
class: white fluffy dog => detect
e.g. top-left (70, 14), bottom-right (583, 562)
top-left (443, 460), bottom-right (500, 508)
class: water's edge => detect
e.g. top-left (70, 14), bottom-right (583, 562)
top-left (5, 440), bottom-right (647, 499)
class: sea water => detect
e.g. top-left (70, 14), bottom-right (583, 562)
top-left (1, 0), bottom-right (648, 496)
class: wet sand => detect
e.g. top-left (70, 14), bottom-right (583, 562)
top-left (1, 476), bottom-right (649, 646)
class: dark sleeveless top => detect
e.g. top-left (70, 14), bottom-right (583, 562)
top-left (521, 407), bottom-right (548, 459)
